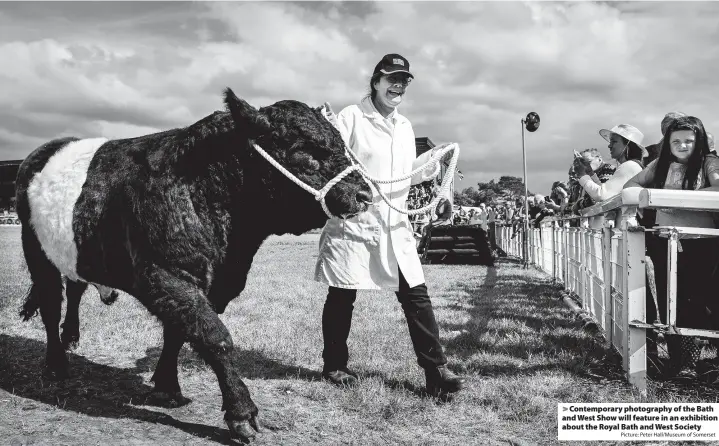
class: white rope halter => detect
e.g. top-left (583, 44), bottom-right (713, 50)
top-left (251, 141), bottom-right (460, 218)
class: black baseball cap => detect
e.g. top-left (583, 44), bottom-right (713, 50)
top-left (373, 53), bottom-right (414, 79)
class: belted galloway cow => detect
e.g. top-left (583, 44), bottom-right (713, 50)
top-left (16, 88), bottom-right (372, 442)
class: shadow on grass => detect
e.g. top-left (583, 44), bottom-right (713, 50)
top-left (440, 260), bottom-right (719, 397)
top-left (136, 346), bottom-right (322, 382)
top-left (0, 333), bottom-right (323, 444)
top-left (437, 259), bottom-right (627, 382)
top-left (0, 334), bottom-right (236, 444)
top-left (136, 347), bottom-right (450, 403)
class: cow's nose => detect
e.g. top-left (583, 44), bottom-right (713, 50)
top-left (356, 189), bottom-right (373, 205)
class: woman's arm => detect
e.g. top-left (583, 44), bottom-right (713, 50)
top-left (623, 159), bottom-right (657, 190)
top-left (579, 162), bottom-right (643, 201)
top-left (699, 155), bottom-right (719, 190)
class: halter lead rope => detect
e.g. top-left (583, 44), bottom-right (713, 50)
top-left (251, 142), bottom-right (460, 218)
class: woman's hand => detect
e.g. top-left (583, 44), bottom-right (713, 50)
top-left (429, 142), bottom-right (456, 160)
top-left (572, 157), bottom-right (593, 177)
top-left (320, 102), bottom-right (338, 128)
top-left (554, 185), bottom-right (568, 197)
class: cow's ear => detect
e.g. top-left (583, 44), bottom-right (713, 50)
top-left (223, 88), bottom-right (271, 138)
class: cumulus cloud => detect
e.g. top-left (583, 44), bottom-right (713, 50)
top-left (0, 1), bottom-right (718, 195)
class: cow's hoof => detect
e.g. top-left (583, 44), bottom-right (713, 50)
top-left (227, 417), bottom-right (260, 443)
top-left (145, 390), bottom-right (191, 408)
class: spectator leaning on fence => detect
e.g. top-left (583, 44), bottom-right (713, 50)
top-left (512, 197), bottom-right (532, 237)
top-left (624, 115), bottom-right (719, 377)
top-left (529, 194), bottom-right (555, 228)
top-left (573, 124), bottom-right (646, 203)
top-left (642, 112), bottom-right (686, 228)
top-left (547, 181), bottom-right (570, 214)
top-left (567, 148), bottom-right (618, 215)
top-left (645, 112), bottom-right (687, 165)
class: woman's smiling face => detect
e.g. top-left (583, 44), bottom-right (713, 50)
top-left (373, 73), bottom-right (412, 110)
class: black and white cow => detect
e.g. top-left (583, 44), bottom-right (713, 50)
top-left (16, 88), bottom-right (372, 443)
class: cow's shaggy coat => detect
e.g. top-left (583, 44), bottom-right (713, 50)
top-left (16, 89), bottom-right (372, 442)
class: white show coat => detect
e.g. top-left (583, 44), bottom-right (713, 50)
top-left (314, 96), bottom-right (439, 291)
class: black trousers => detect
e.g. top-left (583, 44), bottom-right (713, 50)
top-left (645, 235), bottom-right (719, 370)
top-left (646, 235), bottom-right (718, 330)
top-left (322, 270), bottom-right (447, 371)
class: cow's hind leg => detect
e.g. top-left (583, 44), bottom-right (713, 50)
top-left (19, 226), bottom-right (68, 380)
top-left (61, 279), bottom-right (88, 350)
top-left (147, 325), bottom-right (191, 407)
top-left (139, 267), bottom-right (259, 442)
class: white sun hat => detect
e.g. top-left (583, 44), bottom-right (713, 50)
top-left (599, 124), bottom-right (648, 158)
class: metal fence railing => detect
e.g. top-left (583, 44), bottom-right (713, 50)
top-left (495, 188), bottom-right (719, 394)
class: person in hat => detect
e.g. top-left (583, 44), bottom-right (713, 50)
top-left (645, 112), bottom-right (687, 165)
top-left (316, 54), bottom-right (466, 397)
top-left (572, 124), bottom-right (646, 202)
top-left (624, 116), bottom-right (719, 377)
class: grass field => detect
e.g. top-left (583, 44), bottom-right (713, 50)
top-left (0, 225), bottom-right (717, 446)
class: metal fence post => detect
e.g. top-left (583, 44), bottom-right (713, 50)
top-left (624, 225), bottom-right (647, 395)
top-left (667, 230), bottom-right (679, 327)
top-left (552, 221), bottom-right (561, 283)
top-left (563, 221), bottom-right (569, 287)
top-left (602, 221), bottom-right (613, 343)
top-left (579, 219), bottom-right (588, 308)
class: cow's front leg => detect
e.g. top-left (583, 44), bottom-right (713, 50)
top-left (148, 325), bottom-right (190, 407)
top-left (140, 268), bottom-right (260, 443)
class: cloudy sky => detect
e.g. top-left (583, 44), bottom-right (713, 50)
top-left (1, 1), bottom-right (718, 194)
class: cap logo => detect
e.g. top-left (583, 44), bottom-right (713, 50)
top-left (392, 58), bottom-right (405, 66)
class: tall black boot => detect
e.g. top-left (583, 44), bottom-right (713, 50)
top-left (322, 287), bottom-right (359, 386)
top-left (396, 278), bottom-right (466, 397)
top-left (424, 365), bottom-right (466, 397)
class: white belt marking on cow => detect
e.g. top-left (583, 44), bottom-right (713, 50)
top-left (27, 138), bottom-right (109, 282)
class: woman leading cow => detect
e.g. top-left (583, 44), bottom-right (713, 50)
top-left (316, 53), bottom-right (466, 397)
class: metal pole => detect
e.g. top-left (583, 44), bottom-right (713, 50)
top-left (521, 119), bottom-right (529, 268)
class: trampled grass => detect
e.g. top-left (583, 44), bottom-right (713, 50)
top-left (0, 226), bottom-right (716, 445)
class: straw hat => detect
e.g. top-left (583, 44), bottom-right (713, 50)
top-left (598, 124), bottom-right (647, 158)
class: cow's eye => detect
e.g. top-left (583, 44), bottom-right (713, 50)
top-left (289, 151), bottom-right (320, 172)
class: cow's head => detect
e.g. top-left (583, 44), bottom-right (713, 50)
top-left (223, 88), bottom-right (372, 223)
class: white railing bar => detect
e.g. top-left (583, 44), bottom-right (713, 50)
top-left (650, 226), bottom-right (719, 237)
top-left (638, 188), bottom-right (719, 211)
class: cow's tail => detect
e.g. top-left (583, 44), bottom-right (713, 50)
top-left (17, 224), bottom-right (63, 322)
